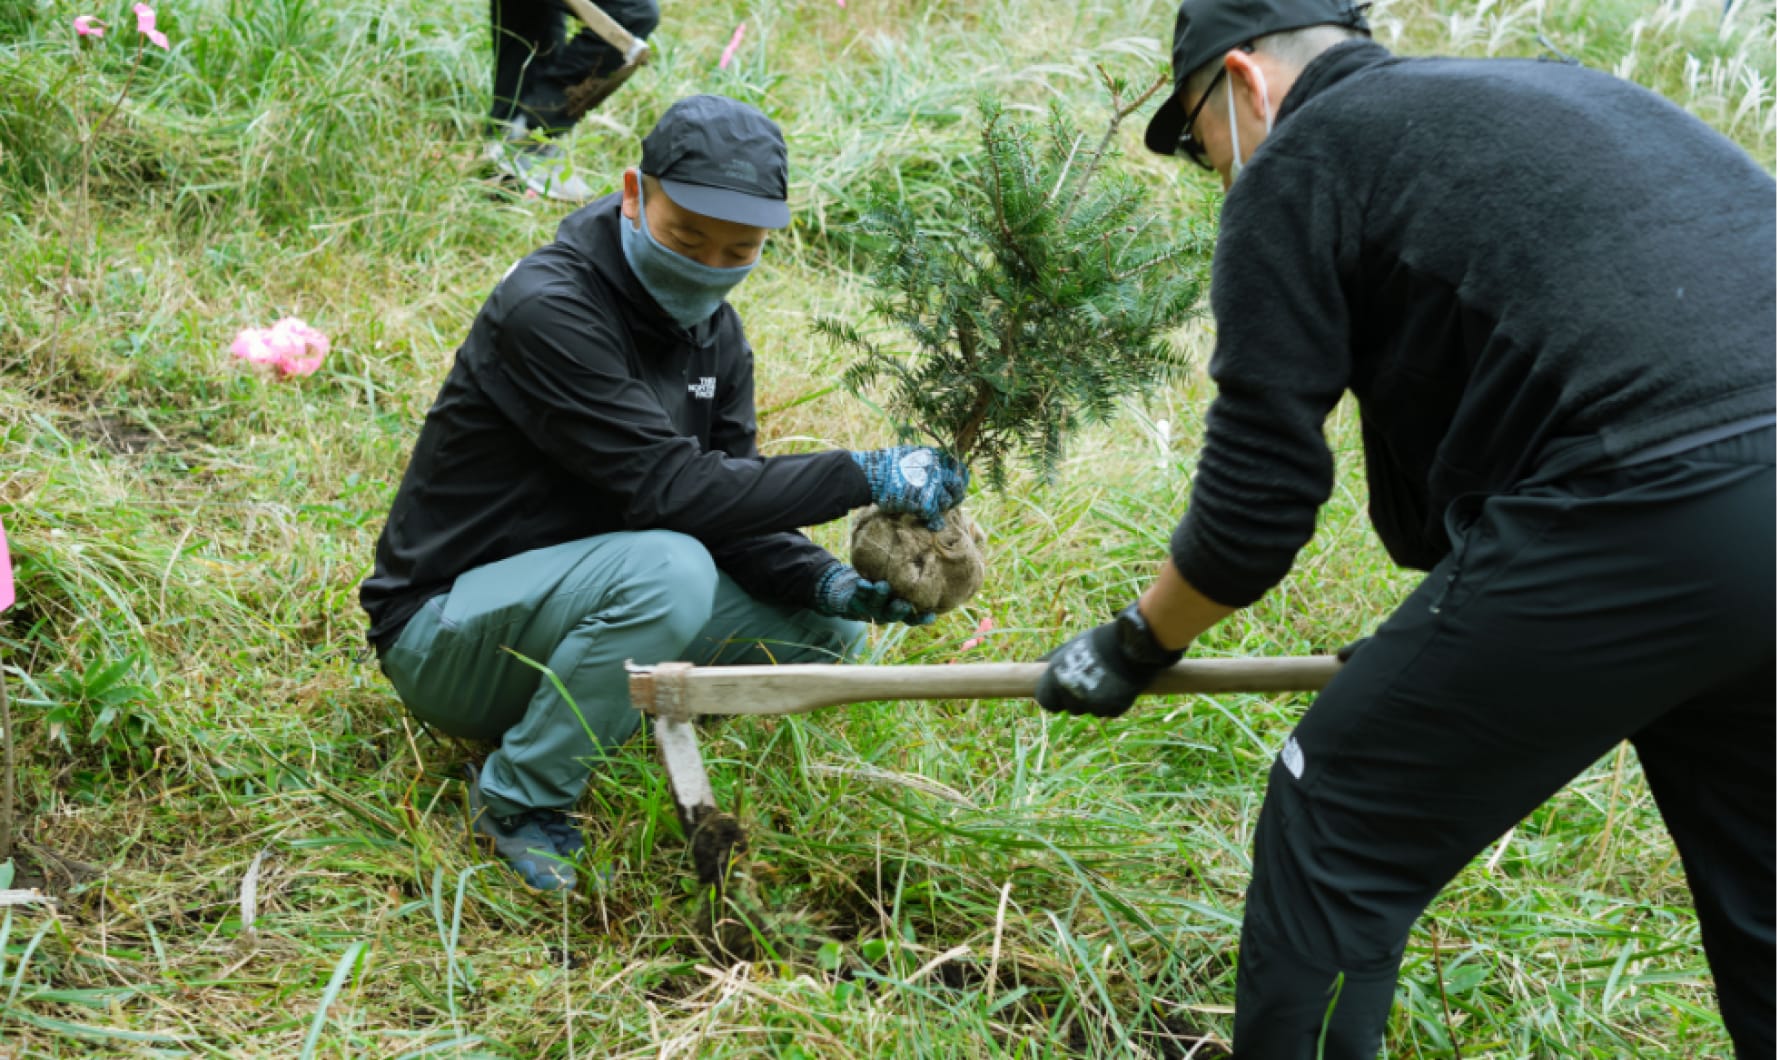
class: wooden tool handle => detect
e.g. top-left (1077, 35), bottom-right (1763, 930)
top-left (630, 657), bottom-right (1340, 719)
top-left (561, 0), bottom-right (649, 63)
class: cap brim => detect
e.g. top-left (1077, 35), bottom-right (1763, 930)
top-left (1143, 88), bottom-right (1187, 157)
top-left (658, 178), bottom-right (791, 230)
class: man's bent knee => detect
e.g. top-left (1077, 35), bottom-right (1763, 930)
top-left (604, 530), bottom-right (718, 647)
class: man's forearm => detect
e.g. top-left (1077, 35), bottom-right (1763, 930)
top-left (705, 531), bottom-right (833, 607)
top-left (1137, 558), bottom-right (1237, 652)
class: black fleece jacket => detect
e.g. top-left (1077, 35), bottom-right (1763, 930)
top-left (1173, 41), bottom-right (1776, 608)
top-left (361, 195), bottom-right (872, 650)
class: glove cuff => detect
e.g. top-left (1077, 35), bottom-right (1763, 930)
top-left (812, 561), bottom-right (855, 615)
top-left (848, 451), bottom-right (881, 493)
top-left (1113, 603), bottom-right (1183, 669)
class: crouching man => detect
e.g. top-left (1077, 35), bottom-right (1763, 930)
top-left (361, 95), bottom-right (967, 891)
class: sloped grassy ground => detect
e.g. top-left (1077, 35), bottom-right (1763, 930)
top-left (0, 0), bottom-right (1772, 1055)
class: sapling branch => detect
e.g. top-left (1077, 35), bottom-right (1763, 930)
top-left (952, 383), bottom-right (997, 458)
top-left (983, 113), bottom-right (1011, 237)
top-left (1054, 67), bottom-right (1172, 231)
top-left (1101, 232), bottom-right (1187, 284)
top-left (955, 308), bottom-right (979, 369)
top-left (1043, 132), bottom-right (1087, 216)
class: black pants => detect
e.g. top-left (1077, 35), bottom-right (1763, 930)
top-left (1234, 427), bottom-right (1776, 1058)
top-left (489, 0), bottom-right (658, 135)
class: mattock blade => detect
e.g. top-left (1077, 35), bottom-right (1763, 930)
top-left (652, 711), bottom-right (718, 836)
top-left (631, 662), bottom-right (748, 930)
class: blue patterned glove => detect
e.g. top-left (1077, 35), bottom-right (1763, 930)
top-left (850, 447), bottom-right (969, 531)
top-left (812, 562), bottom-right (936, 626)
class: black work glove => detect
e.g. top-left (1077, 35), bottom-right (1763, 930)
top-left (1336, 637), bottom-right (1369, 662)
top-left (1035, 603), bottom-right (1183, 718)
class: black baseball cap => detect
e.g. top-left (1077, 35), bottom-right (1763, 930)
top-left (1144, 0), bottom-right (1370, 156)
top-left (641, 95), bottom-right (791, 229)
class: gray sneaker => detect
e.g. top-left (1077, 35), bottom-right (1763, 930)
top-left (532, 811), bottom-right (587, 862)
top-left (464, 766), bottom-right (580, 892)
top-left (486, 126), bottom-right (594, 203)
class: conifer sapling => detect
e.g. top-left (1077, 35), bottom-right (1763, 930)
top-left (820, 69), bottom-right (1211, 612)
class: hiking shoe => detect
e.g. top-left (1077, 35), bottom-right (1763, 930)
top-left (533, 811), bottom-right (587, 862)
top-left (486, 126), bottom-right (594, 203)
top-left (464, 766), bottom-right (579, 892)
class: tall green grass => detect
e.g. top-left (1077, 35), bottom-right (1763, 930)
top-left (0, 0), bottom-right (1772, 1054)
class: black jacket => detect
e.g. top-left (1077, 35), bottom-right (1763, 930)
top-left (1173, 41), bottom-right (1777, 608)
top-left (361, 195), bottom-right (871, 650)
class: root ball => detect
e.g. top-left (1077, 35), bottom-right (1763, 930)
top-left (849, 506), bottom-right (986, 614)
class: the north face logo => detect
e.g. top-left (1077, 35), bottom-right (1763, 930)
top-left (688, 377), bottom-right (716, 399)
top-left (721, 159), bottom-right (758, 185)
top-left (1280, 736), bottom-right (1305, 780)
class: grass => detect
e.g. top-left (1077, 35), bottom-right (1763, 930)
top-left (0, 0), bottom-right (1772, 1055)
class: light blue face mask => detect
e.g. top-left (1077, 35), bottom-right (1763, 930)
top-left (620, 178), bottom-right (758, 330)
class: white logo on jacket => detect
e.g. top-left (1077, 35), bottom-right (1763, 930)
top-left (1280, 736), bottom-right (1305, 780)
top-left (688, 377), bottom-right (716, 399)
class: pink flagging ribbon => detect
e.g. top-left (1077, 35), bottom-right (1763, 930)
top-left (0, 516), bottom-right (14, 613)
top-left (719, 22), bottom-right (746, 70)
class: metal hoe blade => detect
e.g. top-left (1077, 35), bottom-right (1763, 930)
top-left (629, 662), bottom-right (747, 926)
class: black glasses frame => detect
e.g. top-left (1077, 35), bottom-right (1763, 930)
top-left (1176, 68), bottom-right (1227, 171)
top-left (1174, 45), bottom-right (1255, 172)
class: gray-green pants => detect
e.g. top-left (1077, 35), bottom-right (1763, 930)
top-left (379, 531), bottom-right (863, 817)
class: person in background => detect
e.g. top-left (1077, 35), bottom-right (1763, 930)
top-left (486, 0), bottom-right (658, 201)
top-left (366, 96), bottom-right (968, 891)
top-left (1034, 0), bottom-right (1776, 1055)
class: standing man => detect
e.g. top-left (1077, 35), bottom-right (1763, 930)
top-left (1035, 1), bottom-right (1775, 1055)
top-left (366, 95), bottom-right (967, 892)
top-left (486, 0), bottom-right (658, 201)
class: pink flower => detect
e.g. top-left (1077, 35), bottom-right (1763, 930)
top-left (267, 318), bottom-right (329, 376)
top-left (74, 15), bottom-right (106, 37)
top-left (959, 616), bottom-right (995, 652)
top-left (719, 22), bottom-right (745, 70)
top-left (230, 328), bottom-right (277, 366)
top-left (132, 3), bottom-right (169, 49)
top-left (231, 317), bottom-right (330, 379)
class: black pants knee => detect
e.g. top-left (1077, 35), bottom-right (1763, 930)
top-left (1233, 427), bottom-right (1776, 1058)
top-left (489, 0), bottom-right (659, 133)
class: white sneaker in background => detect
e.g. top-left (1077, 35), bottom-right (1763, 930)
top-left (486, 122), bottom-right (594, 203)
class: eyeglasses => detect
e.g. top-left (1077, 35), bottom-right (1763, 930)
top-left (1175, 67), bottom-right (1227, 172)
top-left (1175, 44), bottom-right (1254, 172)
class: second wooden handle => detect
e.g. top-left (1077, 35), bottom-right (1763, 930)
top-left (562, 0), bottom-right (648, 63)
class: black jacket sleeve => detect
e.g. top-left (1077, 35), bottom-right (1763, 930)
top-left (1171, 153), bottom-right (1355, 608)
top-left (704, 337), bottom-right (845, 607)
top-left (473, 287), bottom-right (872, 541)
